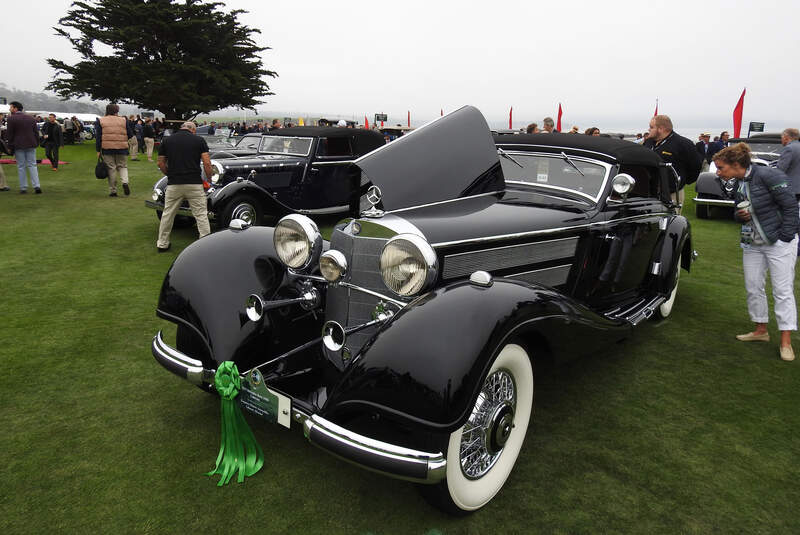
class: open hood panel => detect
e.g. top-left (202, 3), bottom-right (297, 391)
top-left (354, 106), bottom-right (504, 211)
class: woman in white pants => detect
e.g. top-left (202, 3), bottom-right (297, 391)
top-left (714, 143), bottom-right (800, 361)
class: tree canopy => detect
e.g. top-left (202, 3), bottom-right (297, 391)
top-left (47, 0), bottom-right (277, 119)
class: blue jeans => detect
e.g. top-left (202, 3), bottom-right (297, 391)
top-left (15, 148), bottom-right (40, 190)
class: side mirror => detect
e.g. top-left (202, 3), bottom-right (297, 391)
top-left (611, 173), bottom-right (636, 200)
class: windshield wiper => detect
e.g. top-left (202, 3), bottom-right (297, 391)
top-left (497, 147), bottom-right (524, 169)
top-left (560, 152), bottom-right (585, 176)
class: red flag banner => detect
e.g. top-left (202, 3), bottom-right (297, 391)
top-left (440, 109), bottom-right (443, 117)
top-left (654, 98), bottom-right (658, 117)
top-left (733, 88), bottom-right (746, 138)
top-left (365, 115), bottom-right (369, 129)
top-left (407, 111), bottom-right (410, 127)
top-left (556, 103), bottom-right (562, 132)
top-left (509, 106), bottom-right (513, 129)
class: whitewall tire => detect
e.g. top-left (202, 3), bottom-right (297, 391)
top-left (655, 254), bottom-right (681, 319)
top-left (432, 343), bottom-right (534, 513)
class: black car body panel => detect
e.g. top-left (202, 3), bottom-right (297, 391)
top-left (151, 105), bottom-right (694, 509)
top-left (147, 127), bottom-right (385, 227)
top-left (694, 133), bottom-right (782, 219)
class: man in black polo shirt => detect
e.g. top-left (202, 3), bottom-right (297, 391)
top-left (156, 121), bottom-right (213, 252)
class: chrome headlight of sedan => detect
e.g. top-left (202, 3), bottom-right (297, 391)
top-left (152, 188), bottom-right (163, 201)
top-left (380, 234), bottom-right (438, 297)
top-left (210, 160), bottom-right (224, 184)
top-left (274, 214), bottom-right (322, 270)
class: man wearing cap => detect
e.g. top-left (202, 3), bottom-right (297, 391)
top-left (156, 121), bottom-right (213, 252)
top-left (696, 133), bottom-right (712, 172)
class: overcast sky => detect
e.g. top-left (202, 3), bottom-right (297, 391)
top-left (3, 0), bottom-right (799, 132)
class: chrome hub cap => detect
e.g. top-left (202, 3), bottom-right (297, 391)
top-left (460, 369), bottom-right (516, 479)
top-left (231, 203), bottom-right (256, 224)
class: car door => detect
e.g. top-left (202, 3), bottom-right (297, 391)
top-left (583, 164), bottom-right (666, 307)
top-left (298, 137), bottom-right (356, 210)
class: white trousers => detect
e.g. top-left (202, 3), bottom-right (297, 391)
top-left (742, 237), bottom-right (798, 331)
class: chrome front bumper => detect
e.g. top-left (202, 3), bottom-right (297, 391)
top-left (144, 199), bottom-right (197, 218)
top-left (693, 196), bottom-right (734, 207)
top-left (150, 331), bottom-right (447, 484)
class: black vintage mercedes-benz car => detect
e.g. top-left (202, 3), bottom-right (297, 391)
top-left (151, 106), bottom-right (694, 513)
top-left (145, 126), bottom-right (385, 228)
top-left (693, 133), bottom-right (782, 219)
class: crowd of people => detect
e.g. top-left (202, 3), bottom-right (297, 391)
top-left (3, 101), bottom-right (800, 362)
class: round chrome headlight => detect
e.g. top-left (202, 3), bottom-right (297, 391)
top-left (152, 188), bottom-right (162, 201)
top-left (274, 214), bottom-right (322, 270)
top-left (210, 160), bottom-right (224, 184)
top-left (319, 250), bottom-right (347, 283)
top-left (380, 234), bottom-right (437, 297)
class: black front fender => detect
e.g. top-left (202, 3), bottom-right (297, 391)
top-left (323, 279), bottom-right (629, 434)
top-left (209, 181), bottom-right (293, 220)
top-left (156, 226), bottom-right (319, 369)
top-left (651, 216), bottom-right (691, 294)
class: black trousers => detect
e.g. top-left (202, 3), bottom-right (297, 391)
top-left (45, 142), bottom-right (60, 169)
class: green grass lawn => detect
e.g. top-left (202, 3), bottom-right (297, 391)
top-left (1, 143), bottom-right (799, 534)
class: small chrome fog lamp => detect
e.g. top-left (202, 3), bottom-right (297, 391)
top-left (319, 250), bottom-right (348, 283)
top-left (274, 214), bottom-right (322, 270)
top-left (611, 173), bottom-right (636, 196)
top-left (152, 188), bottom-right (162, 201)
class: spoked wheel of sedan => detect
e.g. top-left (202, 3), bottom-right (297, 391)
top-left (419, 343), bottom-right (533, 514)
top-left (655, 253), bottom-right (681, 319)
top-left (222, 195), bottom-right (261, 228)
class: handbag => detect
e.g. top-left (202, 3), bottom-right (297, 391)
top-left (95, 156), bottom-right (108, 179)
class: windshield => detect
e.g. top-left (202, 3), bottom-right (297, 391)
top-left (500, 152), bottom-right (610, 202)
top-left (199, 134), bottom-right (235, 146)
top-left (747, 142), bottom-right (782, 159)
top-left (258, 135), bottom-right (313, 156)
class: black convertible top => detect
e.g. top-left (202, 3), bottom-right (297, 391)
top-left (268, 127), bottom-right (385, 155)
top-left (494, 133), bottom-right (664, 167)
top-left (268, 126), bottom-right (373, 139)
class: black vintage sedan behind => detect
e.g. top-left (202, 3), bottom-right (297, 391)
top-left (693, 133), bottom-right (782, 219)
top-left (146, 127), bottom-right (385, 228)
top-left (150, 106), bottom-right (694, 513)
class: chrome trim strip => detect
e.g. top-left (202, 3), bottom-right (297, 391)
top-left (312, 159), bottom-right (356, 166)
top-left (431, 213), bottom-right (670, 248)
top-left (692, 197), bottom-right (734, 207)
top-left (144, 199), bottom-right (196, 218)
top-left (387, 191), bottom-right (500, 215)
top-left (303, 414), bottom-right (446, 484)
top-left (506, 264), bottom-right (572, 287)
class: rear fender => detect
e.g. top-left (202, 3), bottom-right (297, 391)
top-left (156, 226), bottom-right (322, 370)
top-left (652, 216), bottom-right (691, 294)
top-left (322, 279), bottom-right (629, 434)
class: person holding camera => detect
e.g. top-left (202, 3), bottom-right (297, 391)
top-left (714, 143), bottom-right (799, 361)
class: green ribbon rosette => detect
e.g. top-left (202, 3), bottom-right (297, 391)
top-left (206, 361), bottom-right (264, 486)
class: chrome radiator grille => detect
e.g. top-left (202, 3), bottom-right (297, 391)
top-left (325, 228), bottom-right (390, 366)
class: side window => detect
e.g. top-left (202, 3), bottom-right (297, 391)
top-left (317, 137), bottom-right (353, 157)
top-left (618, 165), bottom-right (660, 199)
